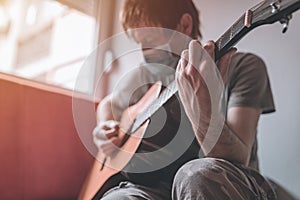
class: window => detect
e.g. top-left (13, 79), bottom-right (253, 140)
top-left (0, 0), bottom-right (97, 93)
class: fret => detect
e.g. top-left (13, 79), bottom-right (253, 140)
top-left (232, 14), bottom-right (246, 36)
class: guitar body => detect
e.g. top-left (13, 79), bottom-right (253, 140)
top-left (78, 82), bottom-right (162, 200)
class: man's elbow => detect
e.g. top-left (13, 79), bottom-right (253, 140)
top-left (205, 146), bottom-right (250, 166)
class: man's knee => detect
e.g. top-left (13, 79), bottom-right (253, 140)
top-left (174, 157), bottom-right (223, 187)
top-left (172, 158), bottom-right (233, 199)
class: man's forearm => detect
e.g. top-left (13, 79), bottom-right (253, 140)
top-left (202, 122), bottom-right (250, 165)
top-left (196, 104), bottom-right (251, 165)
top-left (96, 97), bottom-right (115, 124)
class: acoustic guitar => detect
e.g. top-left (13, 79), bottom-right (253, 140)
top-left (79, 0), bottom-right (300, 199)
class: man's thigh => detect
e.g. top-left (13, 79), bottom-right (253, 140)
top-left (101, 181), bottom-right (170, 200)
top-left (172, 158), bottom-right (276, 200)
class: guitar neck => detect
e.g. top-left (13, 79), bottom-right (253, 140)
top-left (130, 14), bottom-right (253, 133)
top-left (214, 11), bottom-right (252, 61)
top-left (130, 0), bottom-right (300, 134)
top-left (128, 17), bottom-right (252, 134)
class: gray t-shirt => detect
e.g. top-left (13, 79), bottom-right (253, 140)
top-left (225, 52), bottom-right (275, 170)
top-left (110, 59), bottom-right (200, 185)
top-left (107, 52), bottom-right (275, 184)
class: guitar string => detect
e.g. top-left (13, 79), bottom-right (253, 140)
top-left (130, 80), bottom-right (177, 134)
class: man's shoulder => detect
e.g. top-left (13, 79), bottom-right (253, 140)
top-left (229, 52), bottom-right (267, 75)
top-left (231, 52), bottom-right (265, 67)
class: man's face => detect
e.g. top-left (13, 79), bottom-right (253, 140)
top-left (127, 22), bottom-right (192, 63)
top-left (127, 23), bottom-right (174, 49)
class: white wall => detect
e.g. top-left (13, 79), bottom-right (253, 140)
top-left (194, 0), bottom-right (300, 198)
top-left (109, 0), bottom-right (300, 198)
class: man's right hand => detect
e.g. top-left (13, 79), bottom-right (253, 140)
top-left (93, 120), bottom-right (122, 156)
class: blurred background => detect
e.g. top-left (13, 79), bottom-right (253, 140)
top-left (0, 0), bottom-right (98, 92)
top-left (0, 0), bottom-right (299, 199)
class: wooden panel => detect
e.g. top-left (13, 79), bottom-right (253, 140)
top-left (0, 75), bottom-right (24, 199)
top-left (0, 73), bottom-right (96, 199)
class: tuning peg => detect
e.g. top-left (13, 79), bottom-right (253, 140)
top-left (271, 2), bottom-right (280, 14)
top-left (280, 14), bottom-right (292, 33)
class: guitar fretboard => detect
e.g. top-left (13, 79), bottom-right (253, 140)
top-left (216, 14), bottom-right (247, 54)
top-left (214, 12), bottom-right (251, 60)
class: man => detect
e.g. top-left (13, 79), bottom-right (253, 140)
top-left (173, 41), bottom-right (276, 199)
top-left (93, 0), bottom-right (277, 199)
top-left (93, 0), bottom-right (201, 199)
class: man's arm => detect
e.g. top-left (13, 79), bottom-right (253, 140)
top-left (176, 40), bottom-right (260, 165)
top-left (206, 107), bottom-right (261, 165)
top-left (96, 94), bottom-right (117, 123)
top-left (93, 95), bottom-right (122, 156)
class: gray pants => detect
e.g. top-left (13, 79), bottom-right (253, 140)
top-left (172, 157), bottom-right (276, 200)
top-left (101, 158), bottom-right (279, 199)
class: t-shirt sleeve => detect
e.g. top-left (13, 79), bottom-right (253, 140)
top-left (227, 53), bottom-right (275, 114)
top-left (108, 66), bottom-right (152, 120)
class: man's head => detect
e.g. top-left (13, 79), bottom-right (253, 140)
top-left (121, 0), bottom-right (201, 40)
top-left (120, 0), bottom-right (201, 65)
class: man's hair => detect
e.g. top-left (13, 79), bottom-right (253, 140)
top-left (121, 0), bottom-right (202, 39)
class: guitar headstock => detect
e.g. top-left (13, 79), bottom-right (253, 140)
top-left (214, 0), bottom-right (300, 61)
top-left (250, 0), bottom-right (300, 32)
